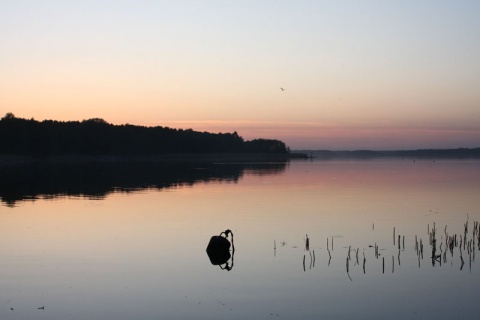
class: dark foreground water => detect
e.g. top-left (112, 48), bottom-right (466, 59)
top-left (1, 158), bottom-right (480, 319)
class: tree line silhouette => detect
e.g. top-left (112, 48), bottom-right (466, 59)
top-left (0, 113), bottom-right (290, 156)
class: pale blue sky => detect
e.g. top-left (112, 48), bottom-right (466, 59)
top-left (1, 0), bottom-right (479, 149)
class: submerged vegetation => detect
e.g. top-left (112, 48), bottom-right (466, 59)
top-left (0, 113), bottom-right (290, 156)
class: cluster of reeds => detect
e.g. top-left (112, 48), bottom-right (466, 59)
top-left (274, 215), bottom-right (479, 279)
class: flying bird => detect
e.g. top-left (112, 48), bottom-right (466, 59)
top-left (280, 87), bottom-right (286, 91)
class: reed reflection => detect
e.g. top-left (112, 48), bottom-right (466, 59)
top-left (0, 161), bottom-right (288, 207)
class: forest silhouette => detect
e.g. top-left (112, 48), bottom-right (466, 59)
top-left (0, 113), bottom-right (290, 156)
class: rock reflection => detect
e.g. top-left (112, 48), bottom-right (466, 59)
top-left (0, 160), bottom-right (288, 207)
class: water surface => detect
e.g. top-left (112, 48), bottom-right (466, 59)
top-left (1, 159), bottom-right (479, 319)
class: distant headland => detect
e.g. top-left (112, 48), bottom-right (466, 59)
top-left (0, 113), bottom-right (307, 162)
top-left (296, 148), bottom-right (480, 159)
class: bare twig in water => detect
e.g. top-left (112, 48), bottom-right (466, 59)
top-left (363, 252), bottom-right (366, 274)
top-left (415, 235), bottom-right (418, 254)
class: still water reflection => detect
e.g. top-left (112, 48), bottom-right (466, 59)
top-left (1, 159), bottom-right (479, 319)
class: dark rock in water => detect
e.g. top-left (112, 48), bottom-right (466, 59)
top-left (206, 235), bottom-right (231, 265)
top-left (206, 229), bottom-right (234, 268)
top-left (207, 235), bottom-right (231, 252)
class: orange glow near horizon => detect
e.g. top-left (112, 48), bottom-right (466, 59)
top-left (145, 120), bottom-right (480, 150)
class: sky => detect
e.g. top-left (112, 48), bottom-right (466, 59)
top-left (1, 0), bottom-right (479, 150)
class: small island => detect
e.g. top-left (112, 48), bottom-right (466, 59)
top-left (0, 113), bottom-right (307, 163)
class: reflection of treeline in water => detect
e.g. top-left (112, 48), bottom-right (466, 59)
top-left (0, 161), bottom-right (287, 207)
top-left (0, 113), bottom-right (290, 156)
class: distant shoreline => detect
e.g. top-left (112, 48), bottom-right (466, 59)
top-left (295, 148), bottom-right (480, 159)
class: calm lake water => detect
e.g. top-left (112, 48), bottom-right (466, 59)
top-left (1, 158), bottom-right (480, 319)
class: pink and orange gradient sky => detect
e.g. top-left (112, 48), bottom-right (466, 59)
top-left (1, 1), bottom-right (479, 150)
